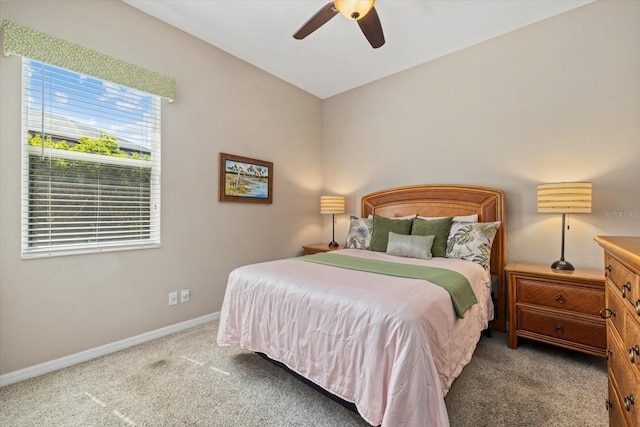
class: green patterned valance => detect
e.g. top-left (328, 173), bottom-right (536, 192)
top-left (2, 20), bottom-right (175, 102)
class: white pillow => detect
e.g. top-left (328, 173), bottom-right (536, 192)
top-left (417, 213), bottom-right (478, 223)
top-left (368, 214), bottom-right (417, 220)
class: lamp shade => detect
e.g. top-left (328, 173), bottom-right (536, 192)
top-left (334, 0), bottom-right (375, 20)
top-left (320, 196), bottom-right (345, 214)
top-left (537, 182), bottom-right (592, 213)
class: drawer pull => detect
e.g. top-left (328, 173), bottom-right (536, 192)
top-left (606, 348), bottom-right (613, 360)
top-left (555, 324), bottom-right (564, 334)
top-left (599, 308), bottom-right (616, 319)
top-left (622, 282), bottom-right (631, 298)
top-left (555, 294), bottom-right (564, 304)
top-left (605, 265), bottom-right (611, 276)
top-left (624, 395), bottom-right (635, 412)
top-left (630, 345), bottom-right (640, 363)
top-left (636, 299), bottom-right (640, 316)
top-left (605, 399), bottom-right (612, 411)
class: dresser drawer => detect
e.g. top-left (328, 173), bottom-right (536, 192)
top-left (517, 278), bottom-right (604, 316)
top-left (518, 308), bottom-right (606, 350)
top-left (608, 331), bottom-right (640, 427)
top-left (606, 281), bottom-right (628, 339)
top-left (608, 375), bottom-right (632, 427)
top-left (607, 254), bottom-right (640, 308)
top-left (625, 311), bottom-right (640, 375)
top-left (596, 236), bottom-right (640, 426)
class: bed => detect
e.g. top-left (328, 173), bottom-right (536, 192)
top-left (217, 184), bottom-right (506, 427)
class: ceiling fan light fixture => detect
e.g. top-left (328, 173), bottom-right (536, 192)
top-left (334, 0), bottom-right (375, 21)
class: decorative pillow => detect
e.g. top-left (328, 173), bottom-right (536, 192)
top-left (369, 215), bottom-right (414, 252)
top-left (386, 232), bottom-right (435, 260)
top-left (367, 214), bottom-right (416, 220)
top-left (446, 215), bottom-right (478, 246)
top-left (345, 216), bottom-right (374, 249)
top-left (410, 217), bottom-right (453, 257)
top-left (418, 213), bottom-right (478, 223)
top-left (446, 221), bottom-right (501, 270)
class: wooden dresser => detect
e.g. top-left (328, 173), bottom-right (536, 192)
top-left (506, 262), bottom-right (606, 357)
top-left (596, 236), bottom-right (640, 427)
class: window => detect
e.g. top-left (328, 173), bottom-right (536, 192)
top-left (21, 59), bottom-right (161, 257)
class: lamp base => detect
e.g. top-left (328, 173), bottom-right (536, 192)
top-left (328, 241), bottom-right (339, 248)
top-left (551, 259), bottom-right (575, 271)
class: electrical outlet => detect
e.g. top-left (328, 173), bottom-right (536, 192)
top-left (169, 291), bottom-right (178, 306)
top-left (181, 289), bottom-right (190, 302)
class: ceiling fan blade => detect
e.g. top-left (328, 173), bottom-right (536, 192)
top-left (357, 6), bottom-right (385, 48)
top-left (293, 2), bottom-right (338, 40)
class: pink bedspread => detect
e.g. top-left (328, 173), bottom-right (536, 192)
top-left (217, 249), bottom-right (493, 427)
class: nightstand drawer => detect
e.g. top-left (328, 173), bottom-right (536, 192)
top-left (518, 308), bottom-right (606, 349)
top-left (507, 262), bottom-right (605, 356)
top-left (517, 278), bottom-right (604, 316)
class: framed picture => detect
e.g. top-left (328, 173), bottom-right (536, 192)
top-left (219, 153), bottom-right (273, 204)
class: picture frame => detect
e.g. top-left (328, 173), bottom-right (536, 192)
top-left (219, 153), bottom-right (273, 204)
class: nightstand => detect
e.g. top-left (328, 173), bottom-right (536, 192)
top-left (506, 261), bottom-right (606, 357)
top-left (302, 243), bottom-right (344, 255)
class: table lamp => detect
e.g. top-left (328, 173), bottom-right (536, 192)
top-left (321, 195), bottom-right (345, 248)
top-left (537, 182), bottom-right (592, 270)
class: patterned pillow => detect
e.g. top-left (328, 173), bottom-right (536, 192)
top-left (345, 216), bottom-right (374, 249)
top-left (446, 221), bottom-right (501, 270)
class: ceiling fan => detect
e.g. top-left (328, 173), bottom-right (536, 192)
top-left (293, 0), bottom-right (385, 49)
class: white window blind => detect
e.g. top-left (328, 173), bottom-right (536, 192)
top-left (22, 59), bottom-right (161, 257)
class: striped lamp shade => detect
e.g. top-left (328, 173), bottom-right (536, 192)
top-left (320, 196), bottom-right (345, 214)
top-left (537, 182), bottom-right (592, 213)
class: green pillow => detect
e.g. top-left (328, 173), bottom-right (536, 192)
top-left (386, 232), bottom-right (435, 260)
top-left (411, 217), bottom-right (453, 257)
top-left (369, 215), bottom-right (414, 252)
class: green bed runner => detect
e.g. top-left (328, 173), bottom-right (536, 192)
top-left (299, 253), bottom-right (477, 318)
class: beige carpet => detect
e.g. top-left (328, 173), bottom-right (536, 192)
top-left (0, 320), bottom-right (607, 426)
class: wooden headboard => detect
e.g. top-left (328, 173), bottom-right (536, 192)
top-left (361, 184), bottom-right (507, 332)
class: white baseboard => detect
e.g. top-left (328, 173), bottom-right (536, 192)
top-left (0, 312), bottom-right (220, 387)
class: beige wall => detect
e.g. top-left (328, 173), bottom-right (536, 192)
top-left (323, 0), bottom-right (640, 269)
top-left (0, 1), bottom-right (323, 374)
top-left (2, 0), bottom-right (639, 377)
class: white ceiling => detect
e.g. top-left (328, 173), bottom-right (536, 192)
top-left (123, 0), bottom-right (593, 99)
